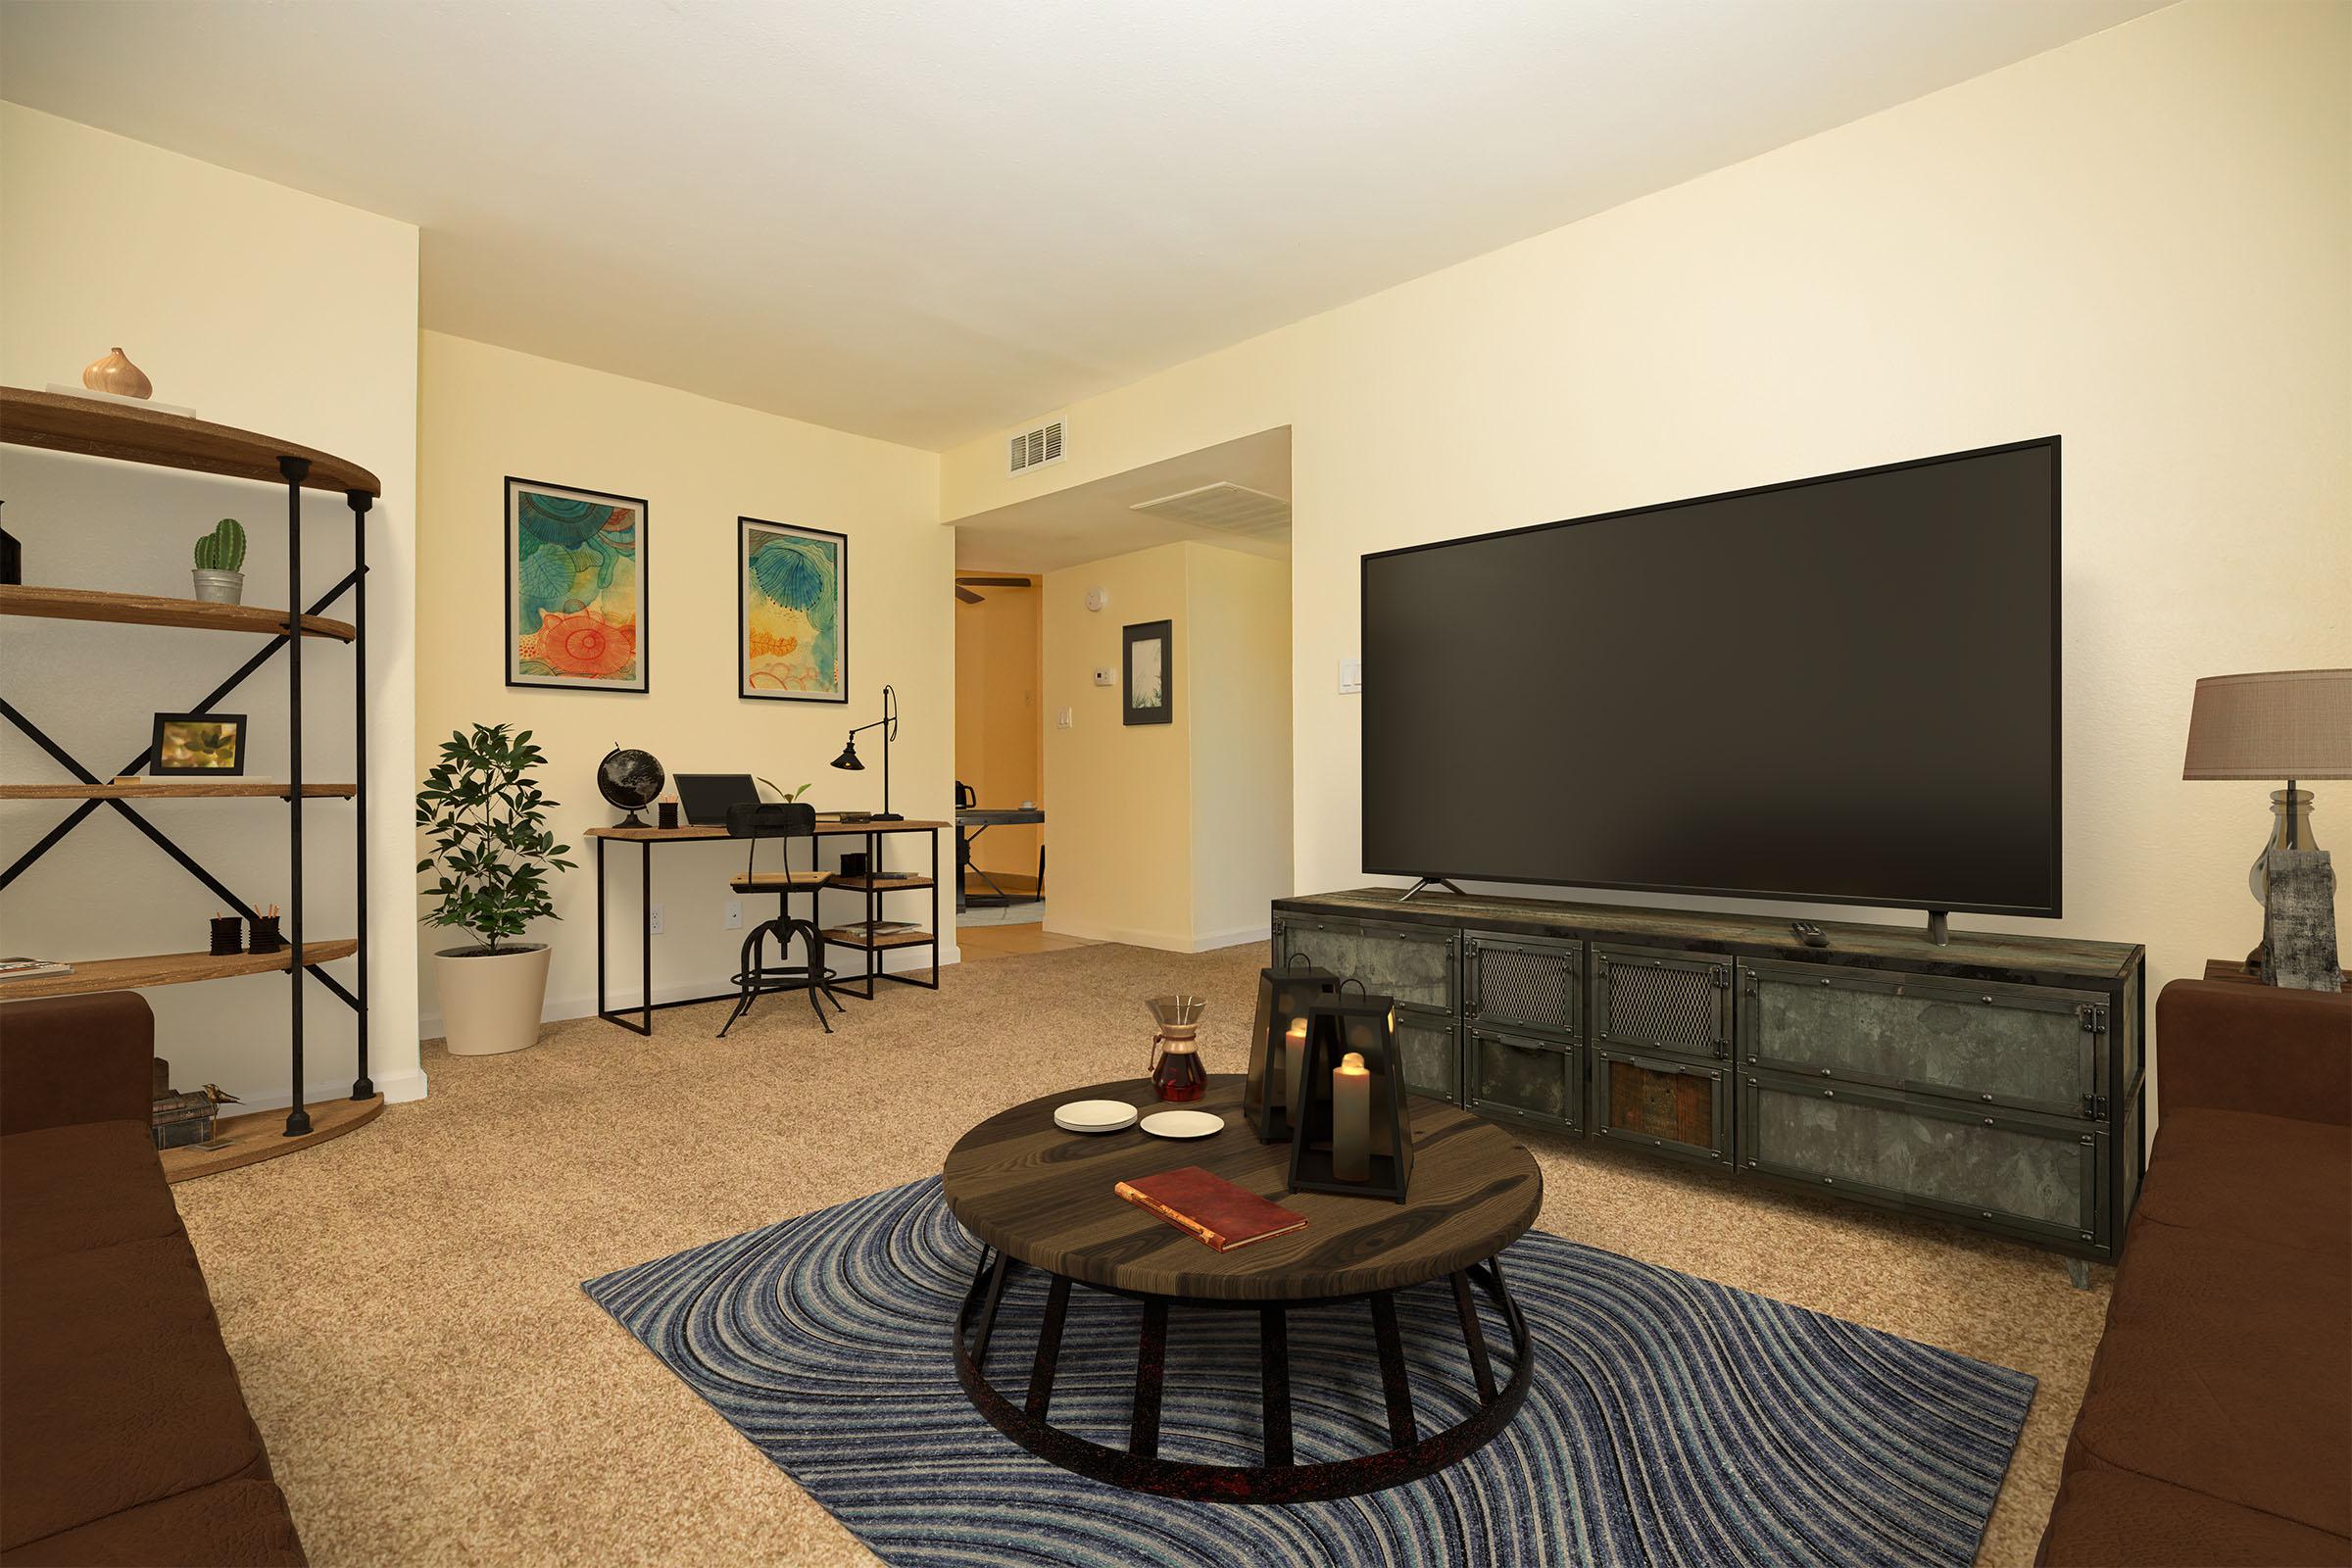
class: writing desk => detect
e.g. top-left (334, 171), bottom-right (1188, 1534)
top-left (586, 818), bottom-right (946, 1035)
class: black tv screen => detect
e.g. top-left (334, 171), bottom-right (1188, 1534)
top-left (1361, 438), bottom-right (2060, 917)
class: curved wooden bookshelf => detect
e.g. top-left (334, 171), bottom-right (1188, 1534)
top-left (0, 585), bottom-right (356, 641)
top-left (161, 1093), bottom-right (384, 1186)
top-left (0, 386), bottom-right (381, 495)
top-left (0, 782), bottom-right (357, 801)
top-left (0, 940), bottom-right (360, 1001)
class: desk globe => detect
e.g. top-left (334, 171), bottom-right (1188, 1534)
top-left (597, 746), bottom-right (664, 827)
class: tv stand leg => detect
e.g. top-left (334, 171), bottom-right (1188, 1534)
top-left (1926, 909), bottom-right (1950, 946)
top-left (1400, 877), bottom-right (1466, 902)
top-left (2064, 1256), bottom-right (2091, 1291)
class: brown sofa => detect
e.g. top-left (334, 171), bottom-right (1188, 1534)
top-left (2040, 979), bottom-right (2352, 1566)
top-left (1, 993), bottom-right (305, 1566)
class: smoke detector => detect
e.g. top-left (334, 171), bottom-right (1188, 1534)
top-left (1128, 481), bottom-right (1291, 538)
top-left (1006, 416), bottom-right (1066, 475)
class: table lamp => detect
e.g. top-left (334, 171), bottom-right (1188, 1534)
top-left (831, 683), bottom-right (903, 821)
top-left (2181, 668), bottom-right (2352, 975)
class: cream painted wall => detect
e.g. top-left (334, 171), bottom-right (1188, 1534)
top-left (947, 1), bottom-right (2351, 1061)
top-left (415, 332), bottom-right (951, 1031)
top-left (953, 579), bottom-right (1042, 877)
top-left (1042, 542), bottom-right (1290, 951)
top-left (1043, 545), bottom-right (1194, 949)
top-left (1186, 547), bottom-right (1293, 949)
top-left (0, 104), bottom-right (422, 1105)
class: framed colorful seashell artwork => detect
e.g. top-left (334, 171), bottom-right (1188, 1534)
top-left (738, 515), bottom-right (848, 703)
top-left (506, 477), bottom-right (649, 692)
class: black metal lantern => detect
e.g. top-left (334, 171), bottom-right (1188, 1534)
top-left (1287, 983), bottom-right (1416, 1202)
top-left (1245, 957), bottom-right (1339, 1142)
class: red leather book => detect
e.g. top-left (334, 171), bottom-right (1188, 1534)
top-left (1114, 1166), bottom-right (1309, 1251)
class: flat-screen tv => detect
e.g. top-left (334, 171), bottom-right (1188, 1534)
top-left (1361, 438), bottom-right (2060, 917)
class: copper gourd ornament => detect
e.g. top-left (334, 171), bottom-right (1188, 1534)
top-left (80, 347), bottom-right (153, 400)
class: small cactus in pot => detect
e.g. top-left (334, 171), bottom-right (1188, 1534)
top-left (191, 517), bottom-right (246, 604)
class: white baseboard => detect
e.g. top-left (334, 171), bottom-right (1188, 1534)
top-left (232, 1065), bottom-right (428, 1111)
top-left (421, 944), bottom-right (959, 1041)
top-left (1190, 924), bottom-right (1272, 954)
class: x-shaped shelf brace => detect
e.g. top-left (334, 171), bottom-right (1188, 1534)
top-left (1, 568), bottom-right (366, 1013)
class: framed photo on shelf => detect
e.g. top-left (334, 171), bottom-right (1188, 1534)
top-left (506, 476), bottom-right (648, 693)
top-left (1123, 619), bottom-right (1172, 725)
top-left (150, 711), bottom-right (247, 776)
top-left (738, 516), bottom-right (848, 702)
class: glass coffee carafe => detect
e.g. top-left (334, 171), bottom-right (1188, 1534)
top-left (1147, 995), bottom-right (1208, 1102)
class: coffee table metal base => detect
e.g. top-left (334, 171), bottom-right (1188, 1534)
top-left (953, 1248), bottom-right (1532, 1502)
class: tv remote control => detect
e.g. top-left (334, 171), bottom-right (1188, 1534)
top-left (1790, 920), bottom-right (1830, 948)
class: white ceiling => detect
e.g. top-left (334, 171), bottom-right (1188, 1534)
top-left (0, 0), bottom-right (2162, 451)
top-left (956, 427), bottom-right (1290, 573)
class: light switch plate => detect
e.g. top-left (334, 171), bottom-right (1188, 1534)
top-left (1339, 658), bottom-right (1363, 694)
top-left (1056, 707), bottom-right (1074, 728)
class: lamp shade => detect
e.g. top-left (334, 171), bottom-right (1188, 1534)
top-left (830, 740), bottom-right (864, 771)
top-left (2182, 669), bottom-right (2352, 780)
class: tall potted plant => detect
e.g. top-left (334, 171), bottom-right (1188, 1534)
top-left (416, 724), bottom-right (574, 1054)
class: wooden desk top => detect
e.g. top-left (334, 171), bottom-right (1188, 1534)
top-left (957, 808), bottom-right (1045, 826)
top-left (941, 1074), bottom-right (1541, 1302)
top-left (587, 818), bottom-right (946, 841)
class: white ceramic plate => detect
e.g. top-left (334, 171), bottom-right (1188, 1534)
top-left (1139, 1109), bottom-right (1224, 1140)
top-left (1054, 1100), bottom-right (1139, 1134)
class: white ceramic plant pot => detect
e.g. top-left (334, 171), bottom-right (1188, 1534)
top-left (191, 568), bottom-right (244, 605)
top-left (434, 943), bottom-right (552, 1055)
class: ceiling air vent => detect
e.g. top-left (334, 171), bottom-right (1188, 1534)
top-left (1128, 481), bottom-right (1292, 538)
top-left (1006, 417), bottom-right (1065, 475)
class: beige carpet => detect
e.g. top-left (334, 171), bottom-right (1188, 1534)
top-left (174, 941), bottom-right (2108, 1567)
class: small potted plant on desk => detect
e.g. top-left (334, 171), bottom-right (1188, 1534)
top-left (417, 723), bottom-right (575, 1055)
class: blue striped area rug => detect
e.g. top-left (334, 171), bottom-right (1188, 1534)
top-left (584, 1178), bottom-right (2033, 1567)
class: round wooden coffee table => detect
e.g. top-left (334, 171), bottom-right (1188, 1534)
top-left (941, 1073), bottom-right (1543, 1501)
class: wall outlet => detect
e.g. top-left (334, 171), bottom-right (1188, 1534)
top-left (1056, 707), bottom-right (1074, 728)
top-left (1093, 666), bottom-right (1114, 687)
top-left (649, 904), bottom-right (664, 936)
top-left (724, 899), bottom-right (743, 931)
top-left (1339, 658), bottom-right (1363, 695)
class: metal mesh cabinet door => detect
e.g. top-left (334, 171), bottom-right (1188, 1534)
top-left (1740, 1069), bottom-right (2107, 1250)
top-left (1739, 960), bottom-right (2107, 1118)
top-left (1271, 915), bottom-right (1457, 1011)
top-left (1591, 1048), bottom-right (1731, 1164)
top-left (1467, 1028), bottom-right (1582, 1133)
top-left (1392, 1005), bottom-right (1460, 1103)
top-left (1593, 947), bottom-right (1732, 1063)
top-left (1464, 933), bottom-right (1582, 1041)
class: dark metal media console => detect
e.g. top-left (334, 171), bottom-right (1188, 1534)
top-left (1275, 888), bottom-right (2146, 1283)
top-left (954, 1248), bottom-right (1533, 1501)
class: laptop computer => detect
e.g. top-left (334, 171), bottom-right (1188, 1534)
top-left (673, 773), bottom-right (760, 826)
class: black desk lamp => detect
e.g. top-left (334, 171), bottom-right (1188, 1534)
top-left (831, 684), bottom-right (903, 820)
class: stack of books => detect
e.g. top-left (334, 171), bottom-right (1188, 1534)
top-left (0, 956), bottom-right (74, 982)
top-left (151, 1091), bottom-right (219, 1152)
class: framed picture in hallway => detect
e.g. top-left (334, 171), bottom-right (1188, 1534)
top-left (506, 477), bottom-right (649, 692)
top-left (1123, 619), bottom-right (1171, 725)
top-left (739, 516), bottom-right (848, 702)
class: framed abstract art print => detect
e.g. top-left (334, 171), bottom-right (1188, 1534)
top-left (738, 516), bottom-right (848, 703)
top-left (506, 477), bottom-right (648, 692)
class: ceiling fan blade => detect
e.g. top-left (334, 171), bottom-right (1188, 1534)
top-left (955, 586), bottom-right (984, 604)
top-left (956, 574), bottom-right (1033, 588)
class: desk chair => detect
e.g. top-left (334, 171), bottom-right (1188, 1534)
top-left (717, 801), bottom-right (845, 1037)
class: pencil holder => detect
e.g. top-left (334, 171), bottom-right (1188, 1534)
top-left (247, 914), bottom-right (284, 954)
top-left (209, 916), bottom-right (241, 956)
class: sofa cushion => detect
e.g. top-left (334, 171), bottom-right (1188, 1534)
top-left (0, 1122), bottom-right (183, 1266)
top-left (0, 1235), bottom-right (272, 1551)
top-left (2136, 1107), bottom-right (2352, 1256)
top-left (2073, 1219), bottom-right (2351, 1539)
top-left (2040, 1451), bottom-right (2352, 1566)
top-left (0, 1480), bottom-right (305, 1568)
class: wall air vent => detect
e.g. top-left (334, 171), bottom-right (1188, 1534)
top-left (1128, 481), bottom-right (1292, 538)
top-left (1006, 416), bottom-right (1066, 475)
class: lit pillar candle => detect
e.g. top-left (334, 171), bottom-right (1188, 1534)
top-left (1284, 1018), bottom-right (1308, 1111)
top-left (1332, 1052), bottom-right (1372, 1182)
